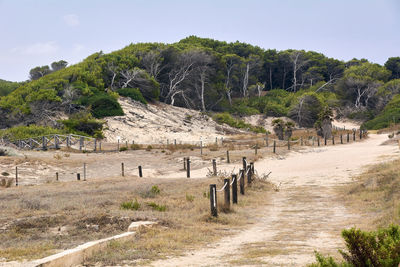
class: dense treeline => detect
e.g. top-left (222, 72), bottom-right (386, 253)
top-left (0, 36), bottom-right (399, 129)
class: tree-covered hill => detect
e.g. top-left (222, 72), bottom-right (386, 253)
top-left (1, 36), bottom-right (399, 130)
top-left (0, 79), bottom-right (22, 97)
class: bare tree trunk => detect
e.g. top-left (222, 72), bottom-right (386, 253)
top-left (269, 67), bottom-right (273, 90)
top-left (242, 63), bottom-right (249, 97)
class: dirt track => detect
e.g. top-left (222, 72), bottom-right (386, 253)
top-left (149, 134), bottom-right (400, 266)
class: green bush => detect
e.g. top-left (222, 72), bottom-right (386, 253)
top-left (0, 125), bottom-right (64, 140)
top-left (120, 199), bottom-right (140, 210)
top-left (212, 112), bottom-right (266, 133)
top-left (60, 112), bottom-right (104, 138)
top-left (362, 95), bottom-right (400, 130)
top-left (117, 88), bottom-right (147, 104)
top-left (310, 225), bottom-right (400, 267)
top-left (119, 146), bottom-right (128, 152)
top-left (147, 202), bottom-right (166, 212)
top-left (89, 94), bottom-right (124, 118)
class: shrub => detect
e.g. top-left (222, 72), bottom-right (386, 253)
top-left (117, 88), bottom-right (147, 104)
top-left (147, 202), bottom-right (166, 212)
top-left (212, 113), bottom-right (266, 133)
top-left (140, 185), bottom-right (160, 198)
top-left (60, 112), bottom-right (104, 138)
top-left (130, 144), bottom-right (141, 150)
top-left (185, 193), bottom-right (195, 202)
top-left (119, 146), bottom-right (128, 152)
top-left (0, 125), bottom-right (64, 141)
top-left (311, 225), bottom-right (400, 266)
top-left (120, 199), bottom-right (141, 210)
top-left (362, 95), bottom-right (400, 130)
top-left (146, 145), bottom-right (153, 151)
top-left (91, 95), bottom-right (124, 118)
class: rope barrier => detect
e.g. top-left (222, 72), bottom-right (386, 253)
top-left (217, 181), bottom-right (228, 192)
top-left (230, 177), bottom-right (236, 186)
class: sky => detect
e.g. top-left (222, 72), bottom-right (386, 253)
top-left (0, 0), bottom-right (399, 82)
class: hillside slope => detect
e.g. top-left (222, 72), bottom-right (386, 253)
top-left (103, 98), bottom-right (243, 144)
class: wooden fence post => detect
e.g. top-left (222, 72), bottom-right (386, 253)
top-left (288, 140), bottom-right (290, 150)
top-left (212, 159), bottom-right (217, 176)
top-left (232, 174), bottom-right (238, 204)
top-left (224, 178), bottom-right (230, 210)
top-left (273, 141), bottom-right (276, 153)
top-left (56, 172), bottom-right (59, 181)
top-left (242, 157), bottom-right (247, 174)
top-left (239, 169), bottom-right (245, 195)
top-left (210, 184), bottom-right (217, 217)
top-left (66, 135), bottom-right (70, 148)
top-left (80, 137), bottom-right (84, 151)
top-left (200, 141), bottom-right (203, 155)
top-left (183, 157), bottom-right (187, 170)
top-left (94, 139), bottom-right (97, 151)
top-left (347, 133), bottom-right (350, 143)
top-left (186, 158), bottom-right (190, 178)
top-left (174, 139), bottom-right (177, 146)
top-left (138, 166), bottom-right (143, 177)
top-left (226, 150), bottom-right (230, 163)
top-left (353, 131), bottom-right (356, 141)
top-left (117, 139), bottom-right (120, 151)
top-left (332, 136), bottom-right (335, 145)
top-left (83, 163), bottom-right (87, 181)
top-left (247, 164), bottom-right (252, 186)
top-left (359, 129), bottom-right (362, 140)
top-left (42, 136), bottom-right (47, 150)
top-left (121, 163), bottom-right (124, 177)
top-left (215, 137), bottom-right (218, 145)
top-left (55, 135), bottom-right (60, 150)
top-left (15, 166), bottom-right (18, 186)
top-left (318, 137), bottom-right (320, 147)
top-left (340, 134), bottom-right (343, 144)
top-left (255, 144), bottom-right (258, 155)
top-left (266, 134), bottom-right (269, 147)
top-left (324, 137), bottom-right (327, 146)
top-left (77, 173), bottom-right (80, 181)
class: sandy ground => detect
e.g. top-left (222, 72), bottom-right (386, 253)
top-left (103, 98), bottom-right (243, 144)
top-left (149, 134), bottom-right (400, 266)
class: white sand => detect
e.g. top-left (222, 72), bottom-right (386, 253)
top-left (103, 98), bottom-right (243, 145)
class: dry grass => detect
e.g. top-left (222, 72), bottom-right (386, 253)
top-left (339, 158), bottom-right (400, 229)
top-left (0, 169), bottom-right (272, 264)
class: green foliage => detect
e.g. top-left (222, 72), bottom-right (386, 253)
top-left (150, 185), bottom-right (160, 195)
top-left (120, 199), bottom-right (140, 210)
top-left (213, 112), bottom-right (266, 133)
top-left (0, 125), bottom-right (64, 140)
top-left (60, 112), bottom-right (104, 138)
top-left (119, 147), bottom-right (128, 152)
top-left (185, 193), bottom-right (195, 202)
top-left (0, 79), bottom-right (21, 97)
top-left (117, 88), bottom-right (147, 104)
top-left (311, 225), bottom-right (400, 267)
top-left (362, 95), bottom-right (400, 130)
top-left (147, 202), bottom-right (166, 212)
top-left (82, 94), bottom-right (124, 118)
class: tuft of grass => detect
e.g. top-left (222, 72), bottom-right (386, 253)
top-left (119, 146), bottom-right (128, 152)
top-left (120, 199), bottom-right (141, 210)
top-left (185, 193), bottom-right (195, 202)
top-left (147, 202), bottom-right (166, 212)
top-left (140, 185), bottom-right (161, 198)
top-left (146, 145), bottom-right (153, 151)
top-left (130, 144), bottom-right (141, 150)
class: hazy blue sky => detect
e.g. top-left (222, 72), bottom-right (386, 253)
top-left (0, 0), bottom-right (399, 81)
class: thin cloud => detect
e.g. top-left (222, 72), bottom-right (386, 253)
top-left (11, 42), bottom-right (59, 56)
top-left (63, 14), bottom-right (80, 27)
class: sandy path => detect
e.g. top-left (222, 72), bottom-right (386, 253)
top-left (149, 134), bottom-right (399, 266)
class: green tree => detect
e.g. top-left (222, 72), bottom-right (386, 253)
top-left (384, 57), bottom-right (400, 80)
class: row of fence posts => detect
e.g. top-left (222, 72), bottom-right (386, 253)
top-left (264, 130), bottom-right (366, 154)
top-left (12, 161), bottom-right (145, 186)
top-left (209, 157), bottom-right (254, 217)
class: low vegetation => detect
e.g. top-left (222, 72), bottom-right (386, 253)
top-left (311, 159), bottom-right (400, 266)
top-left (212, 112), bottom-right (266, 133)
